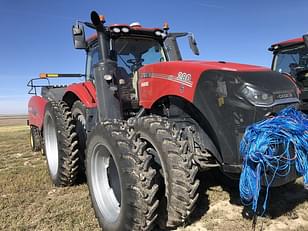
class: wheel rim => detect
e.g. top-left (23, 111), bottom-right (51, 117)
top-left (44, 112), bottom-right (59, 177)
top-left (91, 143), bottom-right (121, 223)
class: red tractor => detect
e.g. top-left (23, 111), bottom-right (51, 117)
top-left (28, 11), bottom-right (301, 230)
top-left (269, 34), bottom-right (308, 112)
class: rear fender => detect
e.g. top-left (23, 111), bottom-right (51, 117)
top-left (28, 96), bottom-right (48, 129)
top-left (139, 76), bottom-right (195, 109)
top-left (137, 62), bottom-right (202, 109)
top-left (63, 81), bottom-right (97, 108)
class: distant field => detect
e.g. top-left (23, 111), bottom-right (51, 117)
top-left (0, 115), bottom-right (27, 126)
top-left (0, 119), bottom-right (308, 230)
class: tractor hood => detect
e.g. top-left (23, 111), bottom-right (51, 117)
top-left (185, 60), bottom-right (296, 92)
top-left (139, 60), bottom-right (269, 78)
top-left (171, 60), bottom-right (268, 72)
top-left (138, 60), bottom-right (299, 105)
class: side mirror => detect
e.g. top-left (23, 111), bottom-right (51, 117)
top-left (303, 34), bottom-right (308, 48)
top-left (188, 33), bottom-right (200, 56)
top-left (72, 23), bottom-right (87, 49)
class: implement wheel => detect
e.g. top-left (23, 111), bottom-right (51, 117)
top-left (30, 125), bottom-right (42, 152)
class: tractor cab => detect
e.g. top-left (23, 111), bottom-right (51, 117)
top-left (77, 19), bottom-right (199, 77)
top-left (85, 25), bottom-right (168, 102)
top-left (269, 34), bottom-right (308, 112)
top-left (270, 37), bottom-right (308, 77)
top-left (72, 13), bottom-right (199, 119)
top-left (85, 23), bottom-right (168, 80)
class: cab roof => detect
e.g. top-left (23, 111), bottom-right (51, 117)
top-left (86, 24), bottom-right (164, 43)
top-left (269, 37), bottom-right (304, 52)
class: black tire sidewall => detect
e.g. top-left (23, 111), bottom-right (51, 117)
top-left (71, 101), bottom-right (87, 158)
top-left (71, 101), bottom-right (86, 131)
top-left (136, 130), bottom-right (170, 184)
top-left (71, 101), bottom-right (86, 118)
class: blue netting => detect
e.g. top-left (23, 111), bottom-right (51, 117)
top-left (239, 107), bottom-right (308, 214)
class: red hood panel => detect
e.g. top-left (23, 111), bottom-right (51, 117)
top-left (177, 60), bottom-right (268, 72)
top-left (138, 60), bottom-right (270, 108)
top-left (139, 60), bottom-right (269, 77)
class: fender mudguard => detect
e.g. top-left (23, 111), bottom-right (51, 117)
top-left (28, 96), bottom-right (48, 129)
top-left (64, 81), bottom-right (97, 108)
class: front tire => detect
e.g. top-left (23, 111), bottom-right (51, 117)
top-left (43, 101), bottom-right (80, 186)
top-left (128, 116), bottom-right (200, 228)
top-left (86, 121), bottom-right (160, 231)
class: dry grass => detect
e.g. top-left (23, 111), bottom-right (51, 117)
top-left (0, 125), bottom-right (100, 231)
top-left (0, 121), bottom-right (307, 231)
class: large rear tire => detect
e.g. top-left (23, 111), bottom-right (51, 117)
top-left (43, 101), bottom-right (80, 186)
top-left (86, 121), bottom-right (160, 231)
top-left (128, 116), bottom-right (200, 228)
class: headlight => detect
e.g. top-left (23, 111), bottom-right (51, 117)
top-left (121, 27), bottom-right (129, 33)
top-left (112, 27), bottom-right (121, 33)
top-left (154, 30), bottom-right (162, 36)
top-left (241, 86), bottom-right (274, 106)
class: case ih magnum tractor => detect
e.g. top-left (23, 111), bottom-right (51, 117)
top-left (28, 11), bottom-right (300, 230)
top-left (269, 34), bottom-right (308, 112)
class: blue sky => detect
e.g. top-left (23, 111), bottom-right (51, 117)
top-left (0, 0), bottom-right (307, 114)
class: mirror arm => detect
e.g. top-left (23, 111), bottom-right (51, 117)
top-left (188, 33), bottom-right (200, 56)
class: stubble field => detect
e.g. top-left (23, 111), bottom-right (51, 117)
top-left (0, 116), bottom-right (307, 231)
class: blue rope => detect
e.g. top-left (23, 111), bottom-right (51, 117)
top-left (239, 107), bottom-right (308, 214)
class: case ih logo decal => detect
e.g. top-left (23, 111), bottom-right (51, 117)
top-left (276, 92), bottom-right (293, 99)
top-left (273, 90), bottom-right (294, 99)
top-left (141, 72), bottom-right (193, 87)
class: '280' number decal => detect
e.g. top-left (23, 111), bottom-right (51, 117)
top-left (177, 72), bottom-right (192, 82)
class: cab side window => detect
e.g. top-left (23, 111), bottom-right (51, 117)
top-left (86, 46), bottom-right (101, 80)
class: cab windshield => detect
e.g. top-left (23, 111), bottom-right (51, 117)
top-left (273, 45), bottom-right (308, 76)
top-left (112, 37), bottom-right (166, 75)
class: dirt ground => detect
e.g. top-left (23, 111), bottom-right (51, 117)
top-left (0, 117), bottom-right (307, 231)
